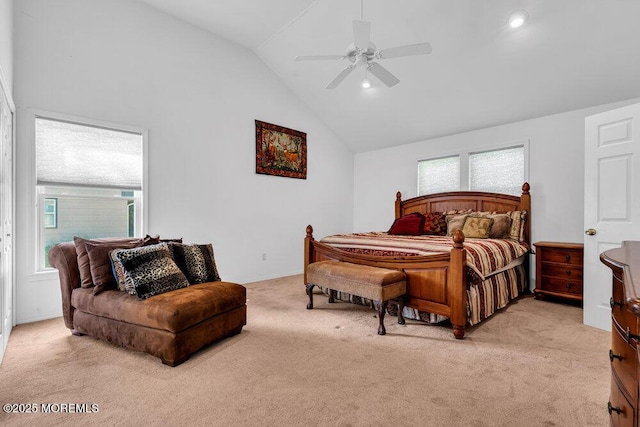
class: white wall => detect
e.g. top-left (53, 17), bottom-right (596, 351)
top-left (354, 97), bottom-right (640, 284)
top-left (13, 0), bottom-right (354, 323)
top-left (0, 0), bottom-right (13, 92)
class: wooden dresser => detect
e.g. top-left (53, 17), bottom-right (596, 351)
top-left (534, 241), bottom-right (584, 302)
top-left (601, 241), bottom-right (640, 426)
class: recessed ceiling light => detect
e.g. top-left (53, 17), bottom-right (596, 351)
top-left (509, 10), bottom-right (528, 29)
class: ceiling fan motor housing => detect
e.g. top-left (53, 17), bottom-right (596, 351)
top-left (346, 42), bottom-right (377, 64)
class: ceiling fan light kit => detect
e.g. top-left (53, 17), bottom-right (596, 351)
top-left (508, 10), bottom-right (529, 28)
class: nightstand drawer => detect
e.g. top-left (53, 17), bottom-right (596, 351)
top-left (540, 263), bottom-right (583, 281)
top-left (539, 248), bottom-right (583, 266)
top-left (540, 276), bottom-right (583, 296)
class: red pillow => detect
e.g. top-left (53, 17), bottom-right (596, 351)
top-left (423, 212), bottom-right (447, 235)
top-left (388, 213), bottom-right (425, 235)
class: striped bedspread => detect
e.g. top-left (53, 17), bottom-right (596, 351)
top-left (320, 232), bottom-right (529, 280)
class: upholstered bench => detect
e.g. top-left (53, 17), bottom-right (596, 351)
top-left (306, 260), bottom-right (407, 335)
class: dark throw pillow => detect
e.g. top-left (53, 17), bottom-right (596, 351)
top-left (73, 236), bottom-right (144, 288)
top-left (168, 243), bottom-right (221, 284)
top-left (388, 213), bottom-right (426, 236)
top-left (143, 235), bottom-right (184, 246)
top-left (115, 243), bottom-right (189, 299)
top-left (422, 212), bottom-right (447, 235)
top-left (85, 240), bottom-right (144, 295)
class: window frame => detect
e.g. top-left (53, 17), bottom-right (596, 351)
top-left (417, 140), bottom-right (529, 195)
top-left (43, 198), bottom-right (57, 229)
top-left (29, 109), bottom-right (148, 274)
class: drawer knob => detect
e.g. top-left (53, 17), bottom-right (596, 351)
top-left (609, 349), bottom-right (623, 362)
top-left (626, 327), bottom-right (640, 342)
top-left (565, 283), bottom-right (572, 290)
top-left (565, 269), bottom-right (571, 275)
top-left (610, 297), bottom-right (623, 309)
top-left (608, 401), bottom-right (623, 415)
top-left (565, 255), bottom-right (571, 262)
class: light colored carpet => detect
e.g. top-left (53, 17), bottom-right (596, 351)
top-left (0, 274), bottom-right (610, 426)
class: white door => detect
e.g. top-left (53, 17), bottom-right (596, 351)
top-left (0, 86), bottom-right (13, 362)
top-left (584, 102), bottom-right (640, 331)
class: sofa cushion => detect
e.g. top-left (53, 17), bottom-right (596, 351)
top-left (71, 281), bottom-right (246, 333)
top-left (115, 243), bottom-right (189, 299)
top-left (73, 237), bottom-right (144, 288)
top-left (168, 243), bottom-right (221, 284)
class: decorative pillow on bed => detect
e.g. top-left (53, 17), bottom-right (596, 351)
top-left (422, 212), bottom-right (447, 235)
top-left (465, 212), bottom-right (512, 239)
top-left (168, 243), bottom-right (221, 284)
top-left (388, 212), bottom-right (426, 236)
top-left (73, 236), bottom-right (144, 288)
top-left (444, 209), bottom-right (473, 216)
top-left (85, 240), bottom-right (144, 295)
top-left (115, 243), bottom-right (189, 299)
top-left (461, 216), bottom-right (494, 239)
top-left (445, 214), bottom-right (469, 236)
top-left (505, 210), bottom-right (528, 242)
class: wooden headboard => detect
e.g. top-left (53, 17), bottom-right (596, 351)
top-left (395, 182), bottom-right (531, 245)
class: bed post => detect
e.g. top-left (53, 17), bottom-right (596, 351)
top-left (395, 192), bottom-right (402, 219)
top-left (519, 182), bottom-right (531, 244)
top-left (304, 225), bottom-right (315, 287)
top-left (449, 229), bottom-right (467, 339)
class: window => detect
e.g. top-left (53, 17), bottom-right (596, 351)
top-left (417, 156), bottom-right (460, 195)
top-left (35, 114), bottom-right (145, 270)
top-left (418, 143), bottom-right (527, 196)
top-left (43, 198), bottom-right (57, 228)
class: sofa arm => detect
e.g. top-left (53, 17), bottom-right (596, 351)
top-left (48, 242), bottom-right (80, 330)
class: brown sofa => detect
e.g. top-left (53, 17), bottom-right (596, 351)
top-left (49, 240), bottom-right (247, 366)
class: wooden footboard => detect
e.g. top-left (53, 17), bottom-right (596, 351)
top-left (304, 225), bottom-right (468, 338)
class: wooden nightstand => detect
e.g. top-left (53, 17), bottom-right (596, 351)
top-left (533, 241), bottom-right (584, 302)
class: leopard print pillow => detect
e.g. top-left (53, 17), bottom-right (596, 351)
top-left (168, 243), bottom-right (221, 284)
top-left (114, 243), bottom-right (189, 299)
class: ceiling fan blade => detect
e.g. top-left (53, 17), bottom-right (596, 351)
top-left (367, 62), bottom-right (400, 87)
top-left (353, 20), bottom-right (371, 50)
top-left (295, 55), bottom-right (345, 61)
top-left (378, 42), bottom-right (432, 59)
top-left (325, 65), bottom-right (356, 89)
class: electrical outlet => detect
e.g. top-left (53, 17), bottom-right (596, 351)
top-left (262, 253), bottom-right (267, 261)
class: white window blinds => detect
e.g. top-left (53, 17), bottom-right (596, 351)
top-left (35, 117), bottom-right (143, 190)
top-left (469, 146), bottom-right (524, 196)
top-left (417, 156), bottom-right (460, 195)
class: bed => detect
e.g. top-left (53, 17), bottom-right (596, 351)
top-left (303, 183), bottom-right (531, 339)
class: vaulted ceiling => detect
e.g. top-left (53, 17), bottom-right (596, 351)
top-left (138, 0), bottom-right (640, 152)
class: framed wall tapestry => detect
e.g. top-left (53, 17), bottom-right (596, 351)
top-left (255, 120), bottom-right (307, 179)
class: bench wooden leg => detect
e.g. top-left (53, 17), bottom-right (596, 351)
top-left (377, 300), bottom-right (388, 335)
top-left (306, 283), bottom-right (315, 309)
top-left (396, 297), bottom-right (405, 325)
top-left (328, 289), bottom-right (336, 303)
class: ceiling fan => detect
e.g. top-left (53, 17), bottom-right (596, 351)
top-left (295, 3), bottom-right (432, 89)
